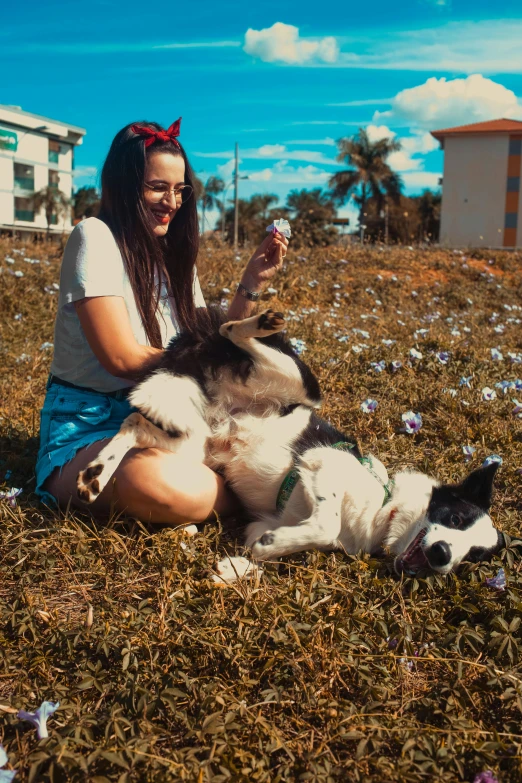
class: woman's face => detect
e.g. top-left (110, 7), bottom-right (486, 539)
top-left (143, 151), bottom-right (186, 237)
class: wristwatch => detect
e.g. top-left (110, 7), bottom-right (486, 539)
top-left (237, 282), bottom-right (260, 301)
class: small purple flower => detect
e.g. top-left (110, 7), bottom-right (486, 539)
top-left (0, 744), bottom-right (15, 781)
top-left (512, 398), bottom-right (522, 416)
top-left (361, 398), bottom-right (378, 413)
top-left (402, 411), bottom-right (422, 434)
top-left (0, 488), bottom-right (22, 508)
top-left (17, 701), bottom-right (60, 739)
top-left (483, 454), bottom-right (502, 468)
top-left (462, 445), bottom-right (476, 461)
top-left (485, 569), bottom-right (506, 592)
top-left (387, 637), bottom-right (398, 650)
top-left (409, 348), bottom-right (423, 362)
top-left (371, 360), bottom-right (386, 373)
top-left (481, 387), bottom-right (497, 401)
top-left (391, 360), bottom-right (402, 372)
top-left (436, 351), bottom-right (450, 365)
top-left (496, 380), bottom-right (515, 394)
top-left (490, 348), bottom-right (503, 361)
top-left (460, 376), bottom-right (472, 388)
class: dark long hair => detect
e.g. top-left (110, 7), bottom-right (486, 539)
top-left (98, 121), bottom-right (200, 347)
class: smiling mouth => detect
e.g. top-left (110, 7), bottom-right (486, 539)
top-left (150, 209), bottom-right (172, 225)
top-left (395, 528), bottom-right (429, 574)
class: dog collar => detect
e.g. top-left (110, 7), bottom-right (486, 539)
top-left (276, 441), bottom-right (394, 513)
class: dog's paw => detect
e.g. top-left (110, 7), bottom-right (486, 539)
top-left (77, 462), bottom-right (104, 504)
top-left (257, 309), bottom-right (285, 331)
top-left (211, 555), bottom-right (262, 585)
top-left (244, 521), bottom-right (274, 549)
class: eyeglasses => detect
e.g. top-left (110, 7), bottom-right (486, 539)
top-left (144, 182), bottom-right (193, 203)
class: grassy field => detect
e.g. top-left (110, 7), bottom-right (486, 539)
top-left (1, 236), bottom-right (522, 782)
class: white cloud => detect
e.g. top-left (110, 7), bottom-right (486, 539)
top-left (246, 160), bottom-right (331, 186)
top-left (363, 124), bottom-right (440, 178)
top-left (73, 166), bottom-right (98, 184)
top-left (328, 98), bottom-right (394, 107)
top-left (217, 159), bottom-right (237, 180)
top-left (365, 124), bottom-right (396, 143)
top-left (244, 22), bottom-right (339, 65)
top-left (196, 144), bottom-right (337, 165)
top-left (285, 137), bottom-right (337, 146)
top-left (400, 172), bottom-right (442, 189)
top-left (374, 74), bottom-right (522, 129)
top-left (257, 144), bottom-right (287, 156)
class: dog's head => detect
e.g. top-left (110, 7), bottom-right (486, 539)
top-left (394, 462), bottom-right (503, 575)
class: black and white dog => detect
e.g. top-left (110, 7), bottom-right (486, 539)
top-left (77, 308), bottom-right (503, 576)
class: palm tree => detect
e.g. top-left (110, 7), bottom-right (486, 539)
top-left (73, 186), bottom-right (100, 221)
top-left (329, 129), bottom-right (403, 242)
top-left (285, 189), bottom-right (338, 247)
top-left (417, 189), bottom-right (442, 242)
top-left (32, 186), bottom-right (70, 237)
top-left (221, 193), bottom-right (279, 245)
top-left (200, 176), bottom-right (225, 235)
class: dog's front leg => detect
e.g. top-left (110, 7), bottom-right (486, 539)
top-left (219, 310), bottom-right (321, 408)
top-left (247, 464), bottom-right (343, 560)
top-left (76, 413), bottom-right (191, 504)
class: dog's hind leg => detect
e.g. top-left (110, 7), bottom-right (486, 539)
top-left (220, 310), bottom-right (320, 407)
top-left (245, 462), bottom-right (343, 560)
top-left (76, 413), bottom-right (187, 504)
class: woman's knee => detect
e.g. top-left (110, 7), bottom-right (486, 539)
top-left (114, 450), bottom-right (222, 523)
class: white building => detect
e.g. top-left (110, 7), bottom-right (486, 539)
top-left (0, 104), bottom-right (86, 237)
top-left (431, 118), bottom-right (522, 249)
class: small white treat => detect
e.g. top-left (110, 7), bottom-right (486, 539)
top-left (266, 218), bottom-right (291, 238)
top-left (211, 555), bottom-right (263, 585)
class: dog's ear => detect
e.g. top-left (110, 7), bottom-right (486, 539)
top-left (455, 462), bottom-right (499, 510)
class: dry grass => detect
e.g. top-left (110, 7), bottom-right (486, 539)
top-left (1, 236), bottom-right (522, 782)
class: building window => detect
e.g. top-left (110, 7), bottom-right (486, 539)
top-left (14, 162), bottom-right (34, 191)
top-left (14, 197), bottom-right (34, 222)
top-left (505, 212), bottom-right (518, 229)
top-left (49, 139), bottom-right (60, 163)
top-left (49, 169), bottom-right (60, 189)
top-left (509, 139), bottom-right (522, 156)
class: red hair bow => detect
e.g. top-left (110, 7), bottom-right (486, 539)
top-left (131, 118), bottom-right (182, 148)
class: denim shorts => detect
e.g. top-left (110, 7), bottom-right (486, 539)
top-left (35, 377), bottom-right (136, 507)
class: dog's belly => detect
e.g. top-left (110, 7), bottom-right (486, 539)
top-left (215, 407), bottom-right (313, 513)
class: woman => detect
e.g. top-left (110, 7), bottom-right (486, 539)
top-left (35, 119), bottom-right (288, 524)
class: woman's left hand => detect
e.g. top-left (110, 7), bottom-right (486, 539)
top-left (240, 231), bottom-right (289, 292)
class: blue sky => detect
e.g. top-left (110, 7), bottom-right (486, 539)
top-left (2, 0), bottom-right (522, 227)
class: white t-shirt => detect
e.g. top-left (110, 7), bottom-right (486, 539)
top-left (50, 217), bottom-right (206, 393)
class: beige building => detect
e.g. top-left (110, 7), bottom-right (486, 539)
top-left (0, 104), bottom-right (86, 237)
top-left (431, 118), bottom-right (522, 248)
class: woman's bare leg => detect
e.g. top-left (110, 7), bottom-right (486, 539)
top-left (44, 439), bottom-right (239, 524)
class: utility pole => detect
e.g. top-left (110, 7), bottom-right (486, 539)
top-left (233, 142), bottom-right (239, 251)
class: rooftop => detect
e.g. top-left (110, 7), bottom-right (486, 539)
top-left (0, 104), bottom-right (86, 144)
top-left (431, 118), bottom-right (522, 142)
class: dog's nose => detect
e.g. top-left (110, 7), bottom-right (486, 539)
top-left (427, 541), bottom-right (451, 567)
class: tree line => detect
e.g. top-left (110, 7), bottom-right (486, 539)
top-left (70, 128), bottom-right (441, 246)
